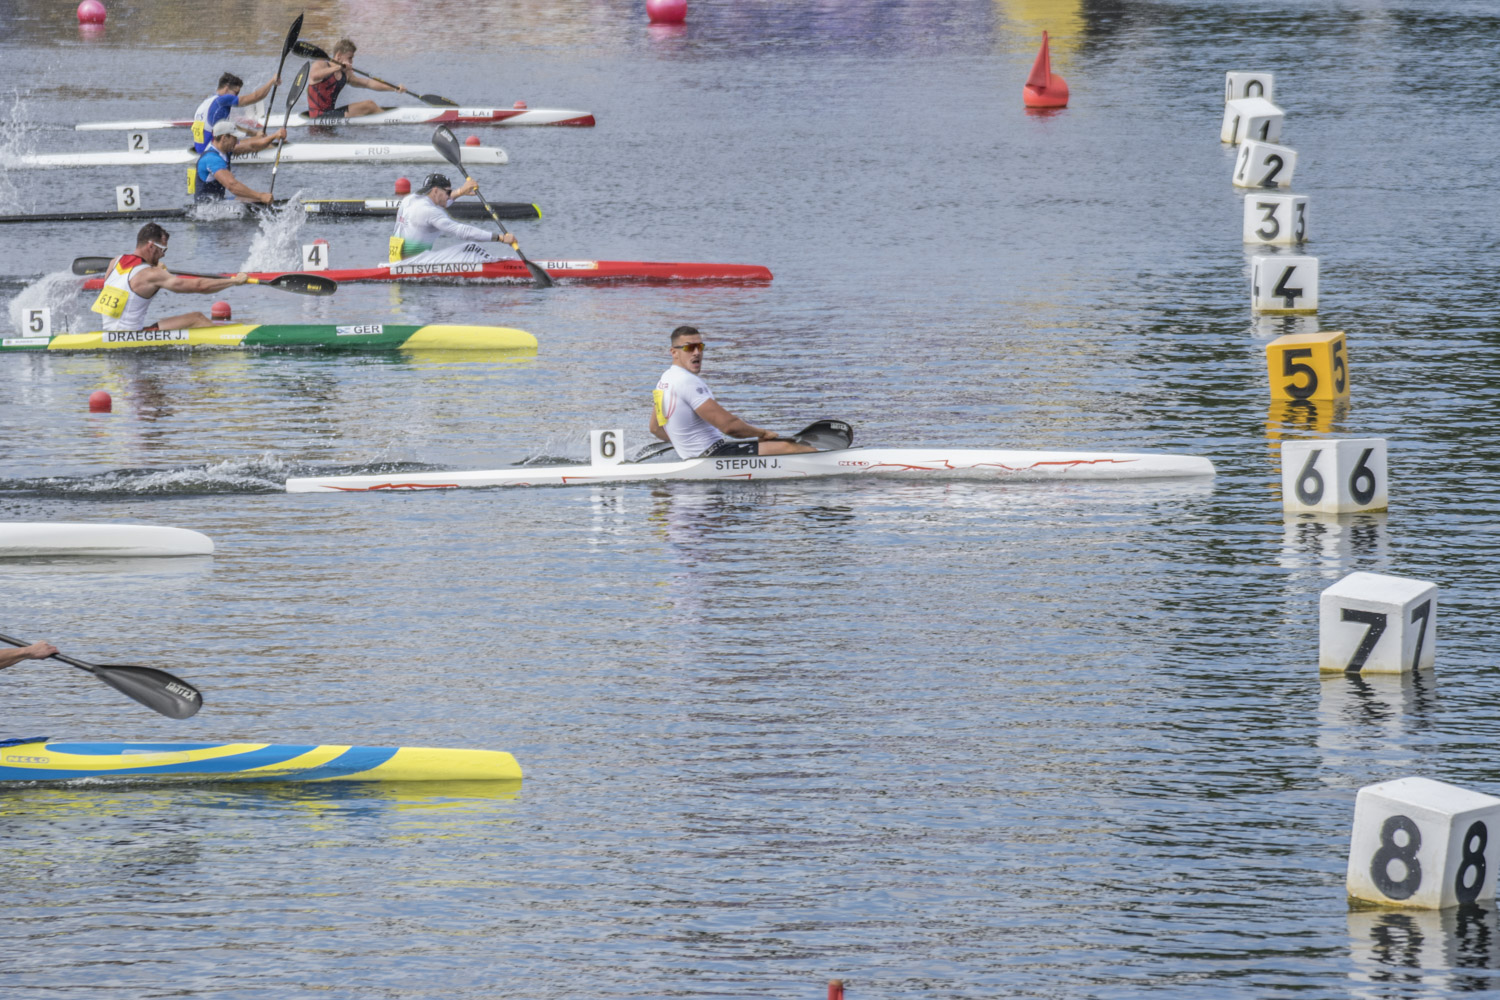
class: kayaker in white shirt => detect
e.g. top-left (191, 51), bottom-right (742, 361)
top-left (93, 223), bottom-right (249, 332)
top-left (390, 173), bottom-right (517, 261)
top-left (648, 325), bottom-right (817, 460)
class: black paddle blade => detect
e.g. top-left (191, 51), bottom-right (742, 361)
top-left (264, 273), bottom-right (338, 295)
top-left (415, 92), bottom-right (460, 108)
top-left (519, 255), bottom-right (554, 289)
top-left (72, 255), bottom-right (111, 276)
top-left (292, 39), bottom-right (328, 61)
top-left (286, 60), bottom-right (311, 109)
top-left (91, 663), bottom-right (203, 719)
top-left (281, 13), bottom-right (304, 58)
top-left (792, 419), bottom-right (854, 451)
top-left (431, 125), bottom-right (463, 170)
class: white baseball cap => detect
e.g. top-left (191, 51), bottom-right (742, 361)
top-left (211, 119), bottom-right (237, 137)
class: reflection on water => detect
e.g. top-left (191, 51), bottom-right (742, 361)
top-left (1349, 904), bottom-right (1500, 993)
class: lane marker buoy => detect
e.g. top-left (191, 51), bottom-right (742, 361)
top-left (1023, 32), bottom-right (1068, 109)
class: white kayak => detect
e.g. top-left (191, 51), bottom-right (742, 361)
top-left (285, 447), bottom-right (1216, 493)
top-left (7, 143), bottom-right (508, 169)
top-left (76, 105), bottom-right (594, 131)
top-left (0, 523), bottom-right (215, 558)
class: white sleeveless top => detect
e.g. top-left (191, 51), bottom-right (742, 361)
top-left (99, 259), bottom-right (154, 331)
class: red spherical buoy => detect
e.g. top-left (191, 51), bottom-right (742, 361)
top-left (394, 176), bottom-right (411, 194)
top-left (313, 237), bottom-right (328, 244)
top-left (464, 135), bottom-right (480, 147)
top-left (1023, 31), bottom-right (1069, 109)
top-left (513, 100), bottom-right (527, 109)
top-left (77, 0), bottom-right (106, 24)
top-left (88, 390), bottom-right (112, 413)
top-left (646, 0), bottom-right (687, 24)
top-left (211, 300), bottom-right (231, 321)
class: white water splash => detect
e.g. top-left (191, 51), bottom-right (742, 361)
top-left (7, 271), bottom-right (87, 336)
top-left (240, 192), bottom-right (307, 272)
top-left (0, 90), bottom-right (39, 210)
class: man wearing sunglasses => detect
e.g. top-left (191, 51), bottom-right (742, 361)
top-left (648, 325), bottom-right (816, 459)
top-left (92, 223), bottom-right (249, 332)
top-left (195, 119), bottom-right (285, 204)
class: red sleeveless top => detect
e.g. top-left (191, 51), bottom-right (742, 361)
top-left (307, 67), bottom-right (347, 117)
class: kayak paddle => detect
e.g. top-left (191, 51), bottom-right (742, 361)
top-left (266, 60), bottom-right (311, 204)
top-left (0, 632), bottom-right (203, 720)
top-left (292, 41), bottom-right (459, 107)
top-left (71, 257), bottom-right (337, 295)
top-left (260, 13), bottom-right (304, 136)
top-left (633, 419), bottom-right (854, 462)
top-left (432, 125), bottom-right (553, 289)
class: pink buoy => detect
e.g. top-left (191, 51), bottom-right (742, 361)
top-left (77, 0), bottom-right (106, 24)
top-left (211, 300), bottom-right (231, 321)
top-left (88, 390), bottom-right (112, 413)
top-left (464, 135), bottom-right (480, 146)
top-left (394, 176), bottom-right (411, 194)
top-left (646, 0), bottom-right (686, 24)
top-left (513, 100), bottom-right (527, 109)
top-left (1023, 32), bottom-right (1069, 109)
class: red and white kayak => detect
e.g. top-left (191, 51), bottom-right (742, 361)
top-left (76, 105), bottom-right (594, 131)
top-left (83, 258), bottom-right (774, 288)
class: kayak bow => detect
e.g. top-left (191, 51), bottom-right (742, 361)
top-left (0, 739), bottom-right (522, 783)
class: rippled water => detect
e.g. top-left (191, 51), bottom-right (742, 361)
top-left (4, 1), bottom-right (1500, 997)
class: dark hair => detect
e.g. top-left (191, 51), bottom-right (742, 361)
top-left (333, 39), bottom-right (356, 57)
top-left (136, 223), bottom-right (169, 245)
top-left (218, 73), bottom-right (243, 91)
top-left (670, 325), bottom-right (701, 345)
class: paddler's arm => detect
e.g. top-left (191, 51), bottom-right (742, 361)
top-left (648, 410), bottom-right (670, 442)
top-left (0, 641), bottom-right (58, 671)
top-left (233, 128), bottom-right (287, 155)
top-left (239, 75), bottom-right (280, 107)
top-left (693, 399), bottom-right (779, 440)
top-left (213, 168), bottom-right (274, 205)
top-left (309, 60), bottom-right (341, 84)
top-left (141, 268), bottom-right (250, 295)
top-left (347, 72), bottom-right (404, 94)
top-left (443, 181), bottom-right (518, 246)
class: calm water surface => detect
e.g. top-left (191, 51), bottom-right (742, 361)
top-left (3, 1), bottom-right (1500, 997)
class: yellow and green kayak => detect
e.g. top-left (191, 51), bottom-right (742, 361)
top-left (0, 323), bottom-right (535, 353)
top-left (0, 738), bottom-right (522, 783)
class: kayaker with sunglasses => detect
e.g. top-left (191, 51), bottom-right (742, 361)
top-left (648, 326), bottom-right (817, 459)
top-left (92, 223), bottom-right (249, 332)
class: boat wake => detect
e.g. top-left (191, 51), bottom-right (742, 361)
top-left (0, 456), bottom-right (452, 496)
top-left (6, 269), bottom-right (85, 337)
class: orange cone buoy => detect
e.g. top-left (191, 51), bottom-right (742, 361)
top-left (1022, 32), bottom-right (1068, 109)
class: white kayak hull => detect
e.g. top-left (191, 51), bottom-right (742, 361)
top-left (0, 523), bottom-right (215, 558)
top-left (76, 106), bottom-right (594, 131)
top-left (8, 143), bottom-right (508, 169)
top-left (286, 448), bottom-right (1216, 492)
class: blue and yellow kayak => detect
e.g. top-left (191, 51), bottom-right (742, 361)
top-left (0, 739), bottom-right (521, 783)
